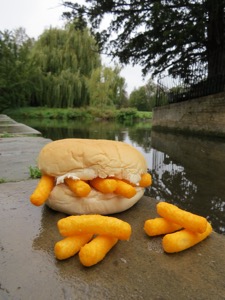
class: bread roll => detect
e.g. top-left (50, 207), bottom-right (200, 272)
top-left (38, 138), bottom-right (147, 184)
top-left (37, 139), bottom-right (148, 215)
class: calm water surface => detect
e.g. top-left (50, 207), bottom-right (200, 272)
top-left (18, 118), bottom-right (225, 234)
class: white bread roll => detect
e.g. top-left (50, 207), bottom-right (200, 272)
top-left (38, 138), bottom-right (148, 215)
top-left (47, 184), bottom-right (145, 215)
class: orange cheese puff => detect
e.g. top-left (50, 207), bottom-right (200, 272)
top-left (65, 178), bottom-right (91, 197)
top-left (79, 235), bottom-right (118, 267)
top-left (90, 177), bottom-right (118, 194)
top-left (144, 218), bottom-right (182, 236)
top-left (157, 202), bottom-right (207, 233)
top-left (30, 174), bottom-right (55, 206)
top-left (139, 173), bottom-right (152, 187)
top-left (162, 222), bottom-right (212, 253)
top-left (54, 234), bottom-right (93, 260)
top-left (57, 215), bottom-right (132, 241)
top-left (114, 179), bottom-right (137, 198)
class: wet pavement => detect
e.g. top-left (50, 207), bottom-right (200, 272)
top-left (0, 114), bottom-right (41, 137)
top-left (0, 136), bottom-right (52, 182)
top-left (1, 115), bottom-right (225, 300)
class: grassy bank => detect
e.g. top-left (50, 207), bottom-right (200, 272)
top-left (4, 107), bottom-right (152, 122)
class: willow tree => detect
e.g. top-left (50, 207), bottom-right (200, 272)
top-left (88, 65), bottom-right (127, 108)
top-left (0, 28), bottom-right (34, 111)
top-left (30, 23), bottom-right (101, 108)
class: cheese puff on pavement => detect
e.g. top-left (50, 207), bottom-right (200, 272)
top-left (54, 234), bottom-right (93, 260)
top-left (157, 202), bottom-right (207, 233)
top-left (144, 218), bottom-right (182, 236)
top-left (57, 215), bottom-right (131, 241)
top-left (79, 235), bottom-right (118, 267)
top-left (65, 178), bottom-right (91, 197)
top-left (162, 221), bottom-right (213, 253)
top-left (30, 174), bottom-right (55, 206)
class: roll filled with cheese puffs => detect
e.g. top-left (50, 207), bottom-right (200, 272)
top-left (30, 138), bottom-right (152, 215)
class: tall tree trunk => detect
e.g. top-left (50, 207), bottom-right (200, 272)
top-left (207, 0), bottom-right (225, 78)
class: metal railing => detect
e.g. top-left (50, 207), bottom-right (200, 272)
top-left (156, 71), bottom-right (225, 107)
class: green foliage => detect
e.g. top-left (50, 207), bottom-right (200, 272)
top-left (0, 28), bottom-right (34, 112)
top-left (86, 106), bottom-right (117, 120)
top-left (29, 24), bottom-right (101, 108)
top-left (88, 65), bottom-right (127, 108)
top-left (136, 110), bottom-right (152, 120)
top-left (0, 132), bottom-right (14, 138)
top-left (129, 87), bottom-right (148, 111)
top-left (63, 1), bottom-right (225, 79)
top-left (0, 23), bottom-right (128, 111)
top-left (4, 107), bottom-right (90, 120)
top-left (129, 80), bottom-right (157, 111)
top-left (29, 166), bottom-right (41, 179)
top-left (5, 107), bottom-right (152, 122)
top-left (116, 108), bottom-right (138, 123)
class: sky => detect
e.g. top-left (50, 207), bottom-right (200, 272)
top-left (0, 0), bottom-right (148, 95)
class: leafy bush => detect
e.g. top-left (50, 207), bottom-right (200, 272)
top-left (116, 108), bottom-right (138, 122)
top-left (29, 166), bottom-right (41, 179)
top-left (4, 106), bottom-right (151, 121)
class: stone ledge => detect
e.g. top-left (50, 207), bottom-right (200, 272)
top-left (153, 92), bottom-right (225, 138)
top-left (1, 180), bottom-right (225, 300)
top-left (0, 114), bottom-right (41, 136)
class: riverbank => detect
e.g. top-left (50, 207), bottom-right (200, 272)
top-left (3, 106), bottom-right (152, 123)
top-left (1, 115), bottom-right (225, 300)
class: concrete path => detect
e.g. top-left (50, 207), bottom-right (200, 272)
top-left (1, 115), bottom-right (225, 300)
top-left (0, 136), bottom-right (51, 182)
top-left (0, 114), bottom-right (41, 137)
top-left (0, 114), bottom-right (51, 181)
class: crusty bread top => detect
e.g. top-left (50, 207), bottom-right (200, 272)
top-left (38, 138), bottom-right (147, 184)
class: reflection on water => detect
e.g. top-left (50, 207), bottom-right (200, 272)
top-left (150, 131), bottom-right (225, 235)
top-left (18, 117), bottom-right (225, 234)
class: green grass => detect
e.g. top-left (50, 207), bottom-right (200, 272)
top-left (4, 106), bottom-right (152, 121)
top-left (0, 132), bottom-right (14, 138)
top-left (29, 166), bottom-right (42, 179)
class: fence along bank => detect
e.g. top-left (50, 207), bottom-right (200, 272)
top-left (152, 56), bottom-right (225, 138)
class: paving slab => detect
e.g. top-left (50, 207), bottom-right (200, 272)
top-left (0, 136), bottom-right (51, 182)
top-left (0, 115), bottom-right (41, 137)
top-left (1, 180), bottom-right (225, 300)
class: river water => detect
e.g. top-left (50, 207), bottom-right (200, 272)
top-left (18, 117), bottom-right (225, 234)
